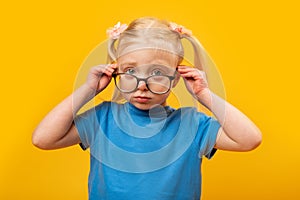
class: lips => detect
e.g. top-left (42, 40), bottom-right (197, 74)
top-left (134, 96), bottom-right (151, 103)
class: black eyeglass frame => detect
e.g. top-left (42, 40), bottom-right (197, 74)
top-left (112, 67), bottom-right (178, 94)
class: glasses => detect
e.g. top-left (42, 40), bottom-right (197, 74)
top-left (112, 67), bottom-right (178, 94)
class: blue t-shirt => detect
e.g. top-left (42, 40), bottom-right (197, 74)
top-left (75, 102), bottom-right (220, 200)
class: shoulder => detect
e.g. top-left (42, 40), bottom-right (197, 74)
top-left (76, 101), bottom-right (121, 120)
top-left (171, 107), bottom-right (217, 128)
top-left (93, 101), bottom-right (130, 121)
top-left (173, 106), bottom-right (207, 118)
top-left (94, 101), bottom-right (123, 111)
top-left (95, 101), bottom-right (112, 110)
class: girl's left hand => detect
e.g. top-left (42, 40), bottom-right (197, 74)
top-left (177, 65), bottom-right (209, 100)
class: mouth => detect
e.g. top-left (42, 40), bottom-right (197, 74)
top-left (134, 96), bottom-right (151, 103)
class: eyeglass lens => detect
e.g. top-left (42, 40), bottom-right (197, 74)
top-left (115, 74), bottom-right (172, 94)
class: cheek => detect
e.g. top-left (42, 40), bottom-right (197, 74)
top-left (154, 93), bottom-right (170, 105)
top-left (121, 93), bottom-right (131, 102)
top-left (172, 74), bottom-right (181, 87)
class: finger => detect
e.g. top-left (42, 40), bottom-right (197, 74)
top-left (91, 65), bottom-right (108, 73)
top-left (92, 64), bottom-right (116, 76)
top-left (177, 66), bottom-right (204, 75)
top-left (177, 67), bottom-right (203, 75)
top-left (179, 69), bottom-right (203, 76)
top-left (106, 63), bottom-right (118, 72)
top-left (177, 65), bottom-right (194, 71)
top-left (177, 65), bottom-right (191, 68)
top-left (93, 63), bottom-right (116, 70)
top-left (104, 65), bottom-right (116, 75)
top-left (180, 71), bottom-right (206, 80)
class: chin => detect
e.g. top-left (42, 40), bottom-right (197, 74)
top-left (132, 103), bottom-right (152, 110)
top-left (132, 101), bottom-right (167, 111)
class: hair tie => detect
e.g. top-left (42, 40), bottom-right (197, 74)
top-left (169, 22), bottom-right (192, 37)
top-left (106, 22), bottom-right (128, 39)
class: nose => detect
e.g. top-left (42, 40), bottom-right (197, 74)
top-left (137, 79), bottom-right (148, 91)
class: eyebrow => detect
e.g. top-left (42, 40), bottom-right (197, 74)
top-left (119, 62), bottom-right (137, 68)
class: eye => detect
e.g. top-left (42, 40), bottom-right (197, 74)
top-left (125, 68), bottom-right (136, 74)
top-left (151, 69), bottom-right (164, 76)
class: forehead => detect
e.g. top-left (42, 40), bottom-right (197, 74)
top-left (117, 49), bottom-right (180, 68)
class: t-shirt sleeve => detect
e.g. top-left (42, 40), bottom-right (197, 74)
top-left (74, 103), bottom-right (105, 150)
top-left (196, 112), bottom-right (221, 159)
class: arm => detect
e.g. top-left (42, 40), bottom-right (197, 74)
top-left (32, 64), bottom-right (117, 150)
top-left (177, 66), bottom-right (262, 151)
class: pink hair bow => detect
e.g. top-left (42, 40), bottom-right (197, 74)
top-left (169, 22), bottom-right (192, 37)
top-left (106, 22), bottom-right (128, 39)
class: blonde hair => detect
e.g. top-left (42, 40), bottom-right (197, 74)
top-left (107, 17), bottom-right (206, 101)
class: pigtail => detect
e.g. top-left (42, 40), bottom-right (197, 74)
top-left (182, 30), bottom-right (227, 112)
top-left (107, 22), bottom-right (128, 62)
top-left (168, 22), bottom-right (206, 71)
top-left (107, 38), bottom-right (117, 62)
top-left (181, 34), bottom-right (206, 71)
top-left (107, 38), bottom-right (126, 102)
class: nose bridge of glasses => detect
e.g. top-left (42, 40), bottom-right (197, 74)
top-left (136, 77), bottom-right (148, 89)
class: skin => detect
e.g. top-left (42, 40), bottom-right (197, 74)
top-left (32, 49), bottom-right (262, 151)
top-left (116, 50), bottom-right (180, 110)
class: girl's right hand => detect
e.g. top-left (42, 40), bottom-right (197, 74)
top-left (85, 63), bottom-right (117, 95)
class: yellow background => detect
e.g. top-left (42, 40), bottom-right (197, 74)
top-left (1, 0), bottom-right (299, 199)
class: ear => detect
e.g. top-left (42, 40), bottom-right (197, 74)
top-left (172, 73), bottom-right (181, 88)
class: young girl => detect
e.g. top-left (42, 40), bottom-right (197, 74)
top-left (32, 17), bottom-right (262, 199)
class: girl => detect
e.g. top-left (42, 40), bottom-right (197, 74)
top-left (33, 17), bottom-right (262, 199)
